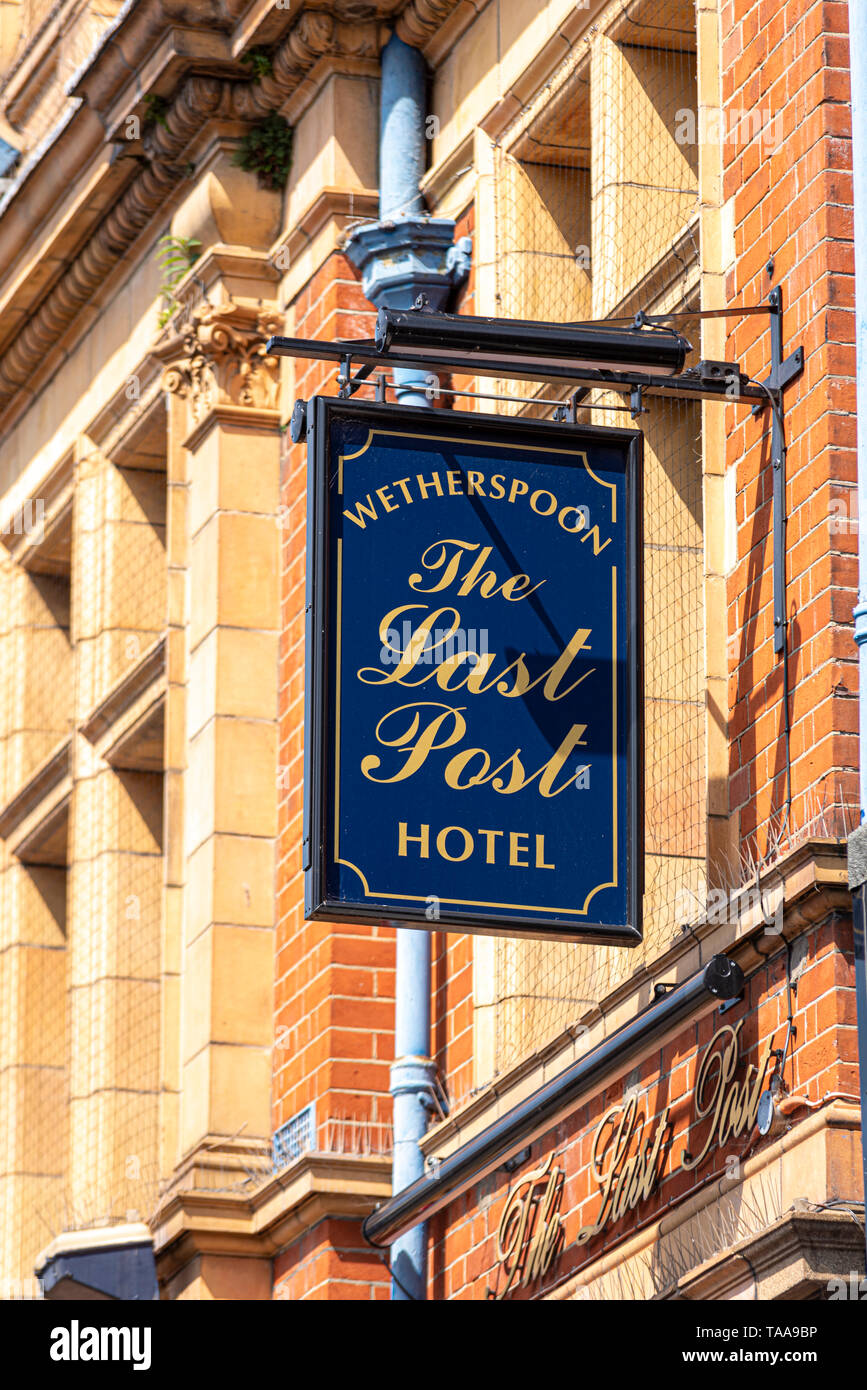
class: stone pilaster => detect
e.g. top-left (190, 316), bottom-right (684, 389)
top-left (66, 446), bottom-right (166, 1228)
top-left (157, 287), bottom-right (281, 1292)
top-left (696, 0), bottom-right (737, 877)
top-left (0, 532), bottom-right (71, 1283)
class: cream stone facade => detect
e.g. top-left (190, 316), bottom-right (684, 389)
top-left (0, 0), bottom-right (860, 1302)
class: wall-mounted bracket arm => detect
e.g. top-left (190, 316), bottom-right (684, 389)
top-left (337, 356), bottom-right (375, 399)
top-left (749, 287), bottom-right (805, 654)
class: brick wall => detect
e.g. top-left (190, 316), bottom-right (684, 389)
top-left (275, 256), bottom-right (395, 1143)
top-left (273, 1217), bottom-right (391, 1300)
top-left (273, 0), bottom-right (863, 1293)
top-left (724, 0), bottom-right (858, 849)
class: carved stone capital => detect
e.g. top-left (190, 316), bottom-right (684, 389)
top-left (160, 301), bottom-right (281, 425)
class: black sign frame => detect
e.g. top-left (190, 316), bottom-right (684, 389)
top-left (303, 397), bottom-right (643, 943)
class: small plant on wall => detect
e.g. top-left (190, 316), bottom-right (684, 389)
top-left (232, 114), bottom-right (293, 190)
top-left (241, 48), bottom-right (273, 81)
top-left (143, 94), bottom-right (169, 130)
top-left (156, 234), bottom-right (201, 328)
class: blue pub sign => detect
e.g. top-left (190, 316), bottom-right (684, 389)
top-left (304, 398), bottom-right (643, 943)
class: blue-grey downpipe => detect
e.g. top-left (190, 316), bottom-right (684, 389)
top-left (390, 928), bottom-right (434, 1301)
top-left (379, 34), bottom-right (432, 410)
top-left (846, 0), bottom-right (867, 1271)
top-left (381, 31), bottom-right (435, 1300)
top-left (380, 32), bottom-right (425, 222)
top-left (344, 27), bottom-right (469, 1299)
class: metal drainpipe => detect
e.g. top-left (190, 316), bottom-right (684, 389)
top-left (381, 32), bottom-right (435, 1301)
top-left (344, 29), bottom-right (470, 1301)
top-left (846, 0), bottom-right (867, 1273)
top-left (390, 927), bottom-right (435, 1301)
top-left (379, 34), bottom-right (435, 410)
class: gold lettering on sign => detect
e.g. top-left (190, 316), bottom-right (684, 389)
top-left (354, 536), bottom-right (597, 800)
top-left (357, 604), bottom-right (594, 702)
top-left (575, 1096), bottom-right (671, 1245)
top-left (680, 1021), bottom-right (776, 1171)
top-left (488, 1153), bottom-right (564, 1300)
top-left (359, 701), bottom-right (589, 797)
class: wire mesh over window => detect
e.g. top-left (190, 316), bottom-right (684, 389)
top-left (0, 436), bottom-right (167, 1285)
top-left (488, 0), bottom-right (706, 1074)
top-left (65, 449), bottom-right (167, 1252)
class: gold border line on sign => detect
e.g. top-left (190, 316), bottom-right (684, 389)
top-left (333, 425), bottom-right (621, 918)
top-left (582, 461), bottom-right (617, 524)
top-left (579, 564), bottom-right (618, 913)
top-left (337, 430), bottom-right (376, 493)
top-left (333, 536), bottom-right (343, 862)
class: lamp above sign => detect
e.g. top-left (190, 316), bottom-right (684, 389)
top-left (303, 398), bottom-right (643, 942)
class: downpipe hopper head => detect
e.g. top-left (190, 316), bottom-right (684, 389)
top-left (344, 218), bottom-right (472, 312)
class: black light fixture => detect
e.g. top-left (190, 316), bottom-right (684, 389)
top-left (373, 306), bottom-right (691, 378)
top-left (267, 294), bottom-right (794, 408)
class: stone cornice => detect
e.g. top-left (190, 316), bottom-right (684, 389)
top-left (0, 738), bottom-right (72, 862)
top-left (0, 156), bottom-right (182, 405)
top-left (0, 120), bottom-right (129, 344)
top-left (281, 185), bottom-right (379, 265)
top-left (396, 0), bottom-right (474, 56)
top-left (87, 363), bottom-right (167, 462)
top-left (0, 446), bottom-right (73, 567)
top-left (151, 1151), bottom-right (393, 1276)
top-left (35, 1221), bottom-right (155, 1275)
top-left (73, 23), bottom-right (237, 123)
top-left (0, 4), bottom-right (404, 422)
top-left (79, 637), bottom-right (166, 749)
top-left (670, 1206), bottom-right (865, 1300)
top-left (418, 129), bottom-right (474, 217)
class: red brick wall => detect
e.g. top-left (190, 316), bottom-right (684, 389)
top-left (273, 1217), bottom-right (391, 1300)
top-left (724, 0), bottom-right (858, 849)
top-left (428, 916), bottom-right (859, 1300)
top-left (275, 256), bottom-right (395, 1141)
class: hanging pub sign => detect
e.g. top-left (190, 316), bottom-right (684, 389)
top-left (303, 397), bottom-right (643, 942)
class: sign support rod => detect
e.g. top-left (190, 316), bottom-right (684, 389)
top-left (749, 287), bottom-right (803, 654)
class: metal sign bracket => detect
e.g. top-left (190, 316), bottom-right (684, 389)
top-left (272, 290), bottom-right (805, 657)
top-left (749, 287), bottom-right (805, 653)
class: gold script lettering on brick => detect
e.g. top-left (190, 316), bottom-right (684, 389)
top-left (489, 1153), bottom-right (564, 1300)
top-left (680, 1021), bottom-right (776, 1171)
top-left (575, 1095), bottom-right (671, 1246)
